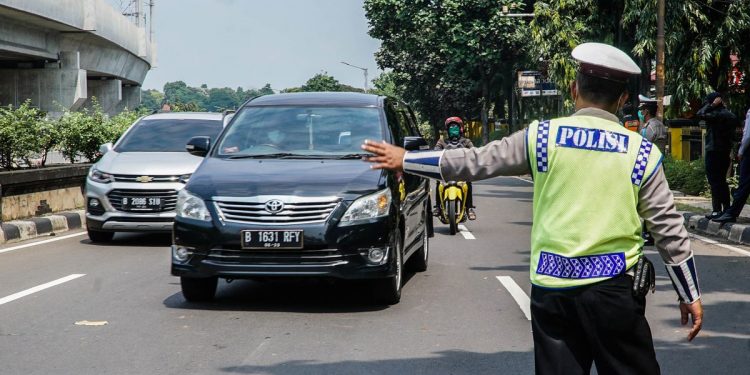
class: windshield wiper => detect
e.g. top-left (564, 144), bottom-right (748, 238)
top-left (336, 153), bottom-right (371, 159)
top-left (227, 153), bottom-right (297, 159)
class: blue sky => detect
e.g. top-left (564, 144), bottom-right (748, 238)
top-left (140, 0), bottom-right (381, 92)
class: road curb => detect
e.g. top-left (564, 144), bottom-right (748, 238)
top-left (0, 210), bottom-right (85, 245)
top-left (682, 211), bottom-right (750, 246)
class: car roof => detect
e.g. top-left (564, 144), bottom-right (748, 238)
top-left (142, 112), bottom-right (223, 121)
top-left (245, 92), bottom-right (383, 107)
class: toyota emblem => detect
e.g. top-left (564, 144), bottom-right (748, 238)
top-left (264, 199), bottom-right (285, 214)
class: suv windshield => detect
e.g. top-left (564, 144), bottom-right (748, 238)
top-left (216, 106), bottom-right (383, 157)
top-left (116, 119), bottom-right (223, 152)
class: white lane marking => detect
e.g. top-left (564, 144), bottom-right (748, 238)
top-left (496, 276), bottom-right (531, 321)
top-left (0, 232), bottom-right (86, 255)
top-left (513, 176), bottom-right (533, 184)
top-left (458, 225), bottom-right (475, 240)
top-left (690, 233), bottom-right (750, 257)
top-left (0, 274), bottom-right (86, 306)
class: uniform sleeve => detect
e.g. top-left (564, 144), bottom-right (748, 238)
top-left (441, 129), bottom-right (530, 181)
top-left (638, 168), bottom-right (701, 303)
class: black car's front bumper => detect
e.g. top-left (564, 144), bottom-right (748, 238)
top-left (171, 215), bottom-right (397, 280)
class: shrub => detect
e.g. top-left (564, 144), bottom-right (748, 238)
top-left (57, 100), bottom-right (111, 163)
top-left (0, 100), bottom-right (56, 169)
top-left (663, 157), bottom-right (708, 196)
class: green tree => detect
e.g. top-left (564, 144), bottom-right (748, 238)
top-left (303, 72), bottom-right (342, 92)
top-left (0, 101), bottom-right (54, 169)
top-left (532, 0), bottom-right (750, 115)
top-left (164, 81), bottom-right (207, 110)
top-left (140, 89), bottom-right (164, 112)
top-left (365, 0), bottom-right (530, 143)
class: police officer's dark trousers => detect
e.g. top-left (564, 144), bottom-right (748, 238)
top-left (530, 273), bottom-right (660, 375)
top-left (705, 149), bottom-right (731, 213)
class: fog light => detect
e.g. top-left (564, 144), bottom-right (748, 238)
top-left (89, 198), bottom-right (100, 207)
top-left (367, 247), bottom-right (388, 264)
top-left (173, 246), bottom-right (192, 262)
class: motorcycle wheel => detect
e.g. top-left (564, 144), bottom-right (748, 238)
top-left (448, 199), bottom-right (458, 235)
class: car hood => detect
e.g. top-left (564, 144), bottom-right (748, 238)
top-left (95, 151), bottom-right (205, 175)
top-left (187, 158), bottom-right (386, 200)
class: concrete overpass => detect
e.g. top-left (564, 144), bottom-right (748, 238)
top-left (0, 0), bottom-right (156, 116)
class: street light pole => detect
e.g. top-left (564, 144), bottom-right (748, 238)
top-left (341, 61), bottom-right (369, 92)
top-left (655, 0), bottom-right (666, 121)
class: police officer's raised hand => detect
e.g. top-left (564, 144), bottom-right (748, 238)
top-left (680, 299), bottom-right (703, 341)
top-left (361, 140), bottom-right (405, 171)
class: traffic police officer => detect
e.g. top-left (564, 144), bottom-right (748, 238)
top-left (362, 42), bottom-right (703, 375)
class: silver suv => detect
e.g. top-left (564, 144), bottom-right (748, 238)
top-left (85, 112), bottom-right (226, 242)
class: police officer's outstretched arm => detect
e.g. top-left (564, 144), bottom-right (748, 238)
top-left (638, 167), bottom-right (704, 341)
top-left (361, 130), bottom-right (529, 180)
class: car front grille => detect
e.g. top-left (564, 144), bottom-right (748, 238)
top-left (108, 189), bottom-right (178, 212)
top-left (212, 196), bottom-right (340, 225)
top-left (205, 248), bottom-right (347, 266)
top-left (112, 174), bottom-right (185, 183)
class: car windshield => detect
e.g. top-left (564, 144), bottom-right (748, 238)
top-left (115, 119), bottom-right (223, 152)
top-left (216, 106), bottom-right (383, 157)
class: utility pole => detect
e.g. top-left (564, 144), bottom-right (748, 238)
top-left (341, 61), bottom-right (369, 92)
top-left (655, 0), bottom-right (666, 121)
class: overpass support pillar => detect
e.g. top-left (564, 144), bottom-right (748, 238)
top-left (86, 79), bottom-right (122, 115)
top-left (0, 51), bottom-right (87, 117)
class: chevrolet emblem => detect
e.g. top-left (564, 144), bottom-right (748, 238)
top-left (135, 175), bottom-right (154, 183)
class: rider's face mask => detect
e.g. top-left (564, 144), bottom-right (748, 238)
top-left (448, 125), bottom-right (461, 140)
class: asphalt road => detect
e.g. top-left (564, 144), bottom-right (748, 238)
top-left (0, 177), bottom-right (748, 375)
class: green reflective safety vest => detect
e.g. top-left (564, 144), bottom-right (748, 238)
top-left (526, 115), bottom-right (663, 289)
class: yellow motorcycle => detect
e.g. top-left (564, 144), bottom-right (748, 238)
top-left (437, 181), bottom-right (468, 235)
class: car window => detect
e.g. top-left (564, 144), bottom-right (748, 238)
top-left (216, 106), bottom-right (383, 156)
top-left (385, 104), bottom-right (405, 144)
top-left (115, 119), bottom-right (223, 152)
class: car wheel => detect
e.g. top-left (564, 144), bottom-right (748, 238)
top-left (374, 230), bottom-right (403, 305)
top-left (180, 276), bottom-right (218, 302)
top-left (87, 229), bottom-right (114, 243)
top-left (407, 206), bottom-right (429, 272)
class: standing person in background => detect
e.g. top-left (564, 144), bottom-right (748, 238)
top-left (697, 92), bottom-right (739, 219)
top-left (638, 95), bottom-right (668, 151)
top-left (714, 105), bottom-right (750, 223)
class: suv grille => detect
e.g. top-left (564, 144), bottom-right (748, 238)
top-left (113, 174), bottom-right (185, 183)
top-left (213, 196), bottom-right (340, 225)
top-left (108, 189), bottom-right (178, 212)
top-left (205, 248), bottom-right (347, 266)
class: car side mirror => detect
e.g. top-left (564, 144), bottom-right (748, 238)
top-left (99, 142), bottom-right (113, 155)
top-left (404, 136), bottom-right (429, 151)
top-left (186, 136), bottom-right (211, 157)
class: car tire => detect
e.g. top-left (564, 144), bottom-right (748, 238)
top-left (373, 230), bottom-right (403, 305)
top-left (180, 276), bottom-right (218, 302)
top-left (87, 229), bottom-right (114, 243)
top-left (407, 206), bottom-right (429, 272)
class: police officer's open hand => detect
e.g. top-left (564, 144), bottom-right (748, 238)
top-left (681, 299), bottom-right (704, 341)
top-left (361, 140), bottom-right (405, 171)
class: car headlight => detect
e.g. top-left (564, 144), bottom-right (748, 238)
top-left (340, 188), bottom-right (391, 226)
top-left (89, 168), bottom-right (114, 184)
top-left (176, 189), bottom-right (211, 221)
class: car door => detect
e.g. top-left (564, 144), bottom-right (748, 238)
top-left (392, 102), bottom-right (428, 253)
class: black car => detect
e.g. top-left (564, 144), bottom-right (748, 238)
top-left (171, 92), bottom-right (433, 304)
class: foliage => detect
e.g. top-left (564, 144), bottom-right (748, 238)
top-left (0, 100), bottom-right (57, 169)
top-left (532, 0), bottom-right (750, 115)
top-left (663, 156), bottom-right (708, 196)
top-left (142, 81), bottom-right (276, 112)
top-left (365, 0), bottom-right (531, 143)
top-left (371, 71), bottom-right (405, 100)
top-left (282, 72), bottom-right (365, 93)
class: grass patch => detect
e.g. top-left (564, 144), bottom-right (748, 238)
top-left (675, 203), bottom-right (710, 214)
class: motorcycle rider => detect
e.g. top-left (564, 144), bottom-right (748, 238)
top-left (434, 117), bottom-right (476, 220)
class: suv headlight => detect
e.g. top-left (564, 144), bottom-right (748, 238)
top-left (340, 188), bottom-right (391, 226)
top-left (176, 189), bottom-right (211, 221)
top-left (89, 168), bottom-right (114, 184)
